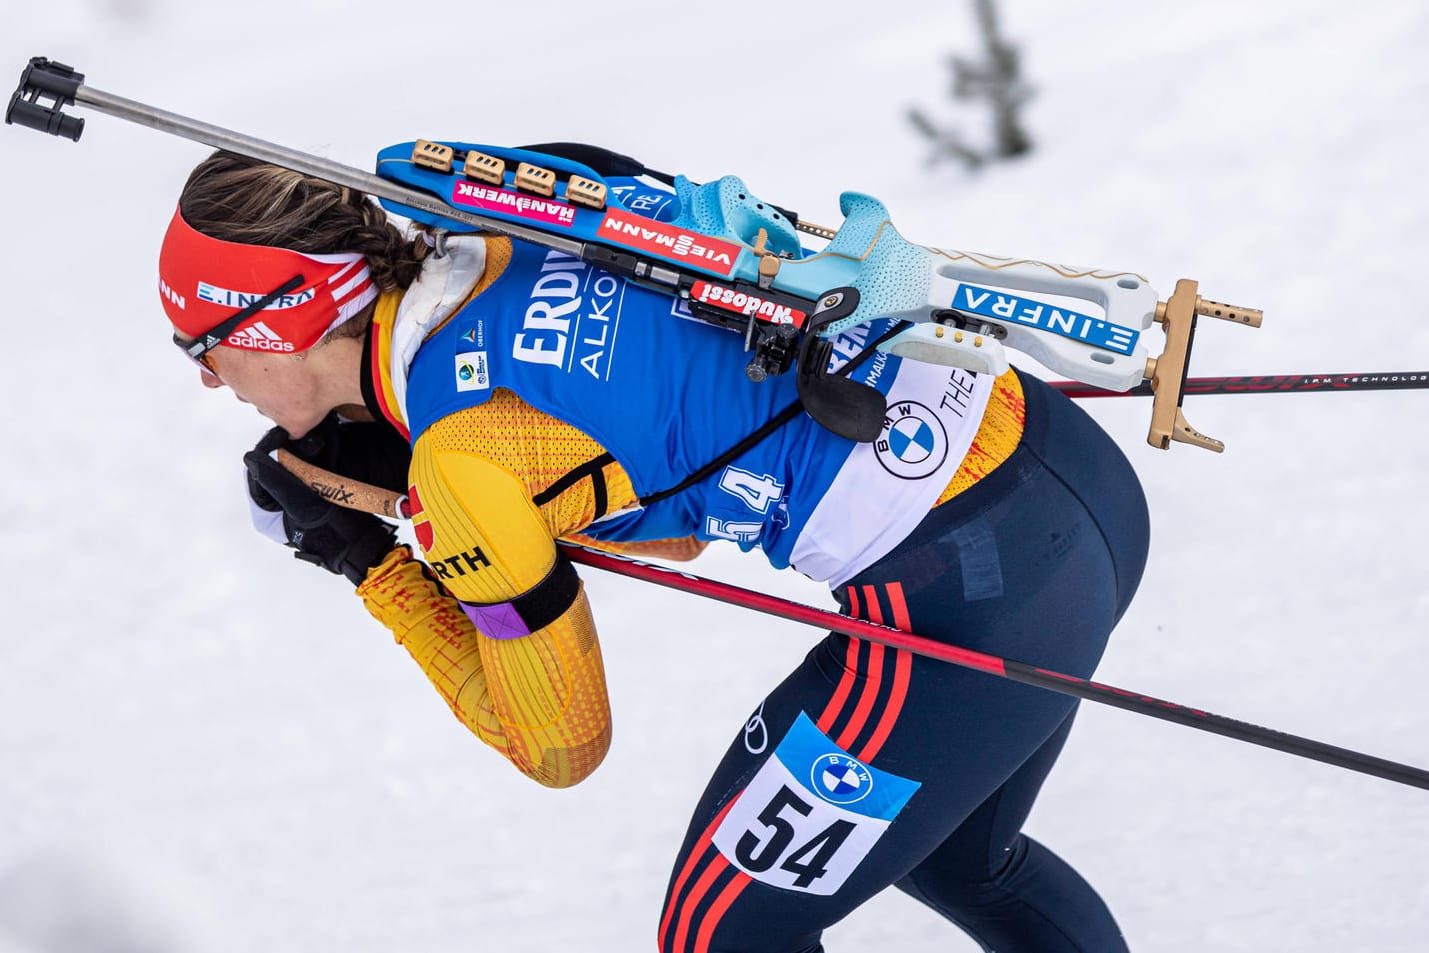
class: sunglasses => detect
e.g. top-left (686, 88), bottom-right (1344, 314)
top-left (172, 274), bottom-right (306, 373)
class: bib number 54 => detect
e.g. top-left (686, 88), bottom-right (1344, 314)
top-left (732, 785), bottom-right (857, 890)
top-left (711, 712), bottom-right (919, 896)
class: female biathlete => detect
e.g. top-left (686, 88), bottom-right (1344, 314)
top-left (160, 150), bottom-right (1150, 953)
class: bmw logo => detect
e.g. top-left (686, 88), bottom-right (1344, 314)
top-left (874, 400), bottom-right (948, 480)
top-left (810, 753), bottom-right (873, 805)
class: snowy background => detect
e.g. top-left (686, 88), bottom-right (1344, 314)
top-left (2, 1), bottom-right (1428, 950)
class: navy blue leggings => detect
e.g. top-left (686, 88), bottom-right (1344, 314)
top-left (658, 372), bottom-right (1150, 953)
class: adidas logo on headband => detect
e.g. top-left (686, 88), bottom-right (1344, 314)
top-left (228, 321), bottom-right (296, 353)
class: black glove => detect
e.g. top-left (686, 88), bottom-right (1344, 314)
top-left (244, 414), bottom-right (407, 585)
top-left (255, 412), bottom-right (413, 494)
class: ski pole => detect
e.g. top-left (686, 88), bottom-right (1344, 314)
top-left (562, 545), bottom-right (1429, 792)
top-left (1052, 370), bottom-right (1429, 398)
top-left (275, 453), bottom-right (1429, 792)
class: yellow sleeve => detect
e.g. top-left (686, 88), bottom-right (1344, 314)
top-left (357, 546), bottom-right (511, 753)
top-left (400, 429), bottom-right (613, 789)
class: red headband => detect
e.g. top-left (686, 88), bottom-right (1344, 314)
top-left (158, 207), bottom-right (378, 353)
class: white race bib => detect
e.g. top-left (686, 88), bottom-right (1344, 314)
top-left (712, 712), bottom-right (920, 896)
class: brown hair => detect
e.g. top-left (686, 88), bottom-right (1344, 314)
top-left (177, 151), bottom-right (427, 338)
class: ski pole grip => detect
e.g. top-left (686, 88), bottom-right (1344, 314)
top-left (274, 449), bottom-right (411, 520)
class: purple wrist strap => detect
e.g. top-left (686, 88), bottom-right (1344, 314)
top-left (462, 601), bottom-right (533, 640)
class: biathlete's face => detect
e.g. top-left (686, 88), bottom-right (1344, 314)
top-left (191, 343), bottom-right (332, 439)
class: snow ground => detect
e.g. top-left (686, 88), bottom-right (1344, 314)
top-left (1, 1), bottom-right (1427, 950)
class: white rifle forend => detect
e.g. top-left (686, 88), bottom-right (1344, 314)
top-left (757, 192), bottom-right (1158, 391)
top-left (763, 192), bottom-right (1261, 451)
top-left (887, 249), bottom-right (1159, 392)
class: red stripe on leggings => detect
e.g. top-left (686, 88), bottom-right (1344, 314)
top-left (693, 869), bottom-right (752, 953)
top-left (885, 581), bottom-right (912, 633)
top-left (862, 584), bottom-right (884, 625)
top-left (856, 583), bottom-right (914, 761)
top-left (836, 641), bottom-right (885, 751)
top-left (858, 647), bottom-right (911, 762)
top-left (659, 797), bottom-right (738, 951)
top-left (672, 856), bottom-right (729, 953)
top-left (816, 636), bottom-right (862, 734)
